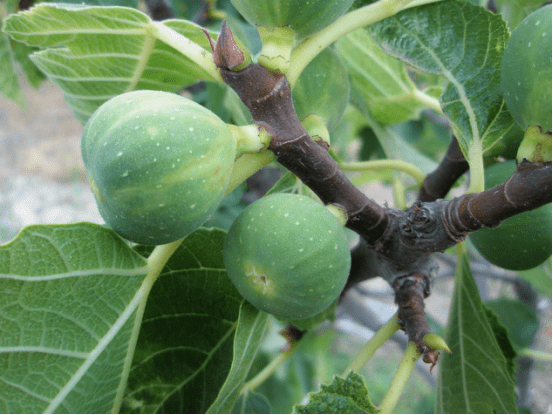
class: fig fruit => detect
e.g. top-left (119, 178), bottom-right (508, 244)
top-left (469, 160), bottom-right (552, 270)
top-left (229, 0), bottom-right (355, 40)
top-left (82, 90), bottom-right (236, 245)
top-left (501, 4), bottom-right (552, 132)
top-left (223, 193), bottom-right (351, 320)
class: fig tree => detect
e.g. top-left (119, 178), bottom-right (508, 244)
top-left (469, 160), bottom-right (552, 270)
top-left (223, 193), bottom-right (351, 320)
top-left (82, 90), bottom-right (236, 245)
top-left (501, 4), bottom-right (552, 132)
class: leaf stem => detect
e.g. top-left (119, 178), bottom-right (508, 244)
top-left (146, 238), bottom-right (184, 276)
top-left (150, 21), bottom-right (223, 83)
top-left (227, 124), bottom-right (271, 156)
top-left (393, 176), bottom-right (407, 210)
top-left (342, 313), bottom-right (401, 376)
top-left (518, 348), bottom-right (552, 362)
top-left (287, 0), bottom-right (444, 86)
top-left (340, 159), bottom-right (426, 187)
top-left (413, 89), bottom-right (443, 115)
top-left (112, 238), bottom-right (185, 412)
top-left (225, 150), bottom-right (276, 195)
top-left (242, 346), bottom-right (297, 392)
top-left (466, 140), bottom-right (485, 194)
top-left (378, 341), bottom-right (421, 414)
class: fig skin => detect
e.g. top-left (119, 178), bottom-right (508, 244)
top-left (82, 90), bottom-right (236, 245)
top-left (230, 0), bottom-right (355, 40)
top-left (501, 4), bottom-right (552, 132)
top-left (223, 193), bottom-right (351, 320)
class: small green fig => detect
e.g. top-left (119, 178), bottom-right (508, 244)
top-left (516, 125), bottom-right (552, 163)
top-left (223, 193), bottom-right (351, 320)
top-left (501, 4), bottom-right (552, 132)
top-left (230, 0), bottom-right (355, 40)
top-left (82, 90), bottom-right (236, 245)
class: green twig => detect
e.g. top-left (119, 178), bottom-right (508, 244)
top-left (413, 89), bottom-right (443, 115)
top-left (393, 175), bottom-right (407, 210)
top-left (342, 313), bottom-right (401, 376)
top-left (151, 21), bottom-right (223, 82)
top-left (465, 140), bottom-right (485, 194)
top-left (242, 346), bottom-right (297, 393)
top-left (225, 150), bottom-right (276, 196)
top-left (518, 348), bottom-right (552, 362)
top-left (378, 341), bottom-right (421, 414)
top-left (340, 159), bottom-right (426, 187)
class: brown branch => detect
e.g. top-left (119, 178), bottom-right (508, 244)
top-left (212, 22), bottom-right (552, 260)
top-left (218, 60), bottom-right (389, 244)
top-left (418, 137), bottom-right (469, 202)
top-left (442, 160), bottom-right (552, 240)
top-left (394, 275), bottom-right (430, 344)
top-left (210, 22), bottom-right (552, 367)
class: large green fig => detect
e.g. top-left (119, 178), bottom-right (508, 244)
top-left (82, 90), bottom-right (236, 245)
top-left (292, 47), bottom-right (350, 133)
top-left (501, 5), bottom-right (552, 132)
top-left (230, 0), bottom-right (355, 40)
top-left (469, 160), bottom-right (552, 270)
top-left (223, 193), bottom-right (351, 320)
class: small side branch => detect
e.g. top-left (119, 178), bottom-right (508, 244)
top-left (394, 275), bottom-right (440, 368)
top-left (442, 160), bottom-right (552, 239)
top-left (418, 137), bottom-right (469, 202)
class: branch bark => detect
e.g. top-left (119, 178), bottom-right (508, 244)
top-left (418, 136), bottom-right (469, 202)
top-left (210, 22), bottom-right (552, 358)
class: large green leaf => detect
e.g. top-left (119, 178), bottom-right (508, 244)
top-left (2, 3), bottom-right (219, 123)
top-left (121, 228), bottom-right (245, 413)
top-left (336, 28), bottom-right (438, 125)
top-left (436, 247), bottom-right (517, 413)
top-left (0, 223), bottom-right (149, 413)
top-left (368, 0), bottom-right (514, 161)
